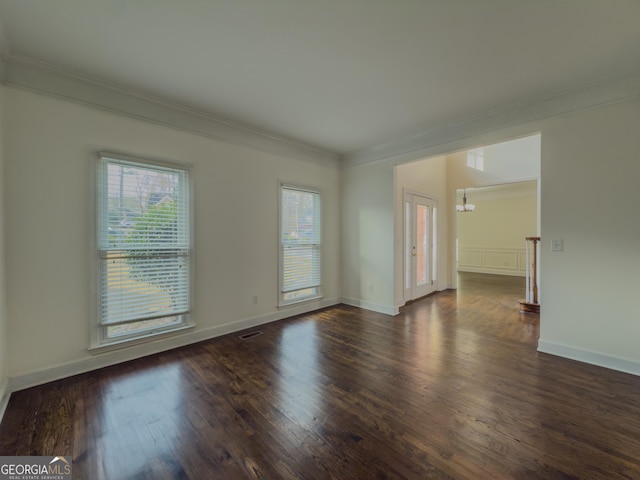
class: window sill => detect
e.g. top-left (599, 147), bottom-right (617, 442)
top-left (88, 324), bottom-right (195, 355)
top-left (278, 295), bottom-right (323, 309)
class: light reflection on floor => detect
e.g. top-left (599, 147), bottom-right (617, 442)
top-left (275, 321), bottom-right (324, 430)
top-left (95, 362), bottom-right (185, 478)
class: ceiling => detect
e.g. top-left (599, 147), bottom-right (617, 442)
top-left (1, 0), bottom-right (639, 157)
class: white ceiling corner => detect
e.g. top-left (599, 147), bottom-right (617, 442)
top-left (1, 55), bottom-right (340, 166)
top-left (343, 72), bottom-right (640, 167)
top-left (1, 0), bottom-right (639, 165)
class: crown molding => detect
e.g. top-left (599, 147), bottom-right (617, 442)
top-left (3, 54), bottom-right (639, 170)
top-left (0, 17), bottom-right (9, 56)
top-left (0, 55), bottom-right (340, 167)
top-left (0, 57), bottom-right (6, 84)
top-left (463, 180), bottom-right (538, 201)
top-left (343, 72), bottom-right (640, 168)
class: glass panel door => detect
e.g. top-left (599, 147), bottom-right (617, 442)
top-left (405, 193), bottom-right (437, 301)
top-left (416, 204), bottom-right (429, 287)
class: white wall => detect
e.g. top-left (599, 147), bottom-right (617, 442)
top-left (344, 135), bottom-right (541, 314)
top-left (456, 183), bottom-right (537, 276)
top-left (457, 187), bottom-right (537, 247)
top-left (390, 138), bottom-right (539, 302)
top-left (4, 88), bottom-right (341, 382)
top-left (538, 99), bottom-right (640, 373)
top-left (3, 81), bottom-right (640, 392)
top-left (341, 160), bottom-right (395, 314)
top-left (395, 155), bottom-right (450, 302)
top-left (447, 134), bottom-right (541, 188)
top-left (447, 134), bottom-right (541, 286)
top-left (342, 97), bottom-right (640, 374)
top-left (0, 84), bottom-right (9, 413)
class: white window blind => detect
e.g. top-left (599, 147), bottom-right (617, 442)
top-left (97, 154), bottom-right (191, 340)
top-left (280, 185), bottom-right (321, 304)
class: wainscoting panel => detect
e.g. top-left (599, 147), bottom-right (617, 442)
top-left (457, 249), bottom-right (483, 268)
top-left (519, 251), bottom-right (527, 271)
top-left (484, 251), bottom-right (518, 270)
top-left (457, 246), bottom-right (526, 276)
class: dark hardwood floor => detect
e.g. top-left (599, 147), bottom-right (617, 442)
top-left (2, 272), bottom-right (640, 479)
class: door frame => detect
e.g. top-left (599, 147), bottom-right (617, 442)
top-left (404, 190), bottom-right (438, 302)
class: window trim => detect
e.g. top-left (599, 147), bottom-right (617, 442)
top-left (278, 181), bottom-right (322, 307)
top-left (91, 151), bottom-right (194, 349)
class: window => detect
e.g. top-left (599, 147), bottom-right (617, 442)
top-left (467, 147), bottom-right (484, 171)
top-left (279, 185), bottom-right (321, 305)
top-left (96, 153), bottom-right (191, 345)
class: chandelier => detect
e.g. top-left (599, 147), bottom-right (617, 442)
top-left (456, 189), bottom-right (475, 212)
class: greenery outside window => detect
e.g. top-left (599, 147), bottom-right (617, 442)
top-left (96, 153), bottom-right (191, 345)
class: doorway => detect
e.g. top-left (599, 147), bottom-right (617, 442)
top-left (455, 181), bottom-right (538, 279)
top-left (404, 192), bottom-right (437, 301)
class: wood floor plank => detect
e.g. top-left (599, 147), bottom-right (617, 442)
top-left (1, 272), bottom-right (640, 479)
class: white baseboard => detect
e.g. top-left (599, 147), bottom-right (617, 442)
top-left (538, 340), bottom-right (640, 377)
top-left (0, 377), bottom-right (9, 421)
top-left (340, 297), bottom-right (398, 316)
top-left (457, 266), bottom-right (526, 277)
top-left (7, 297), bottom-right (341, 394)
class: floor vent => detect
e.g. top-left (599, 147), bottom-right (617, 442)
top-left (239, 331), bottom-right (263, 340)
